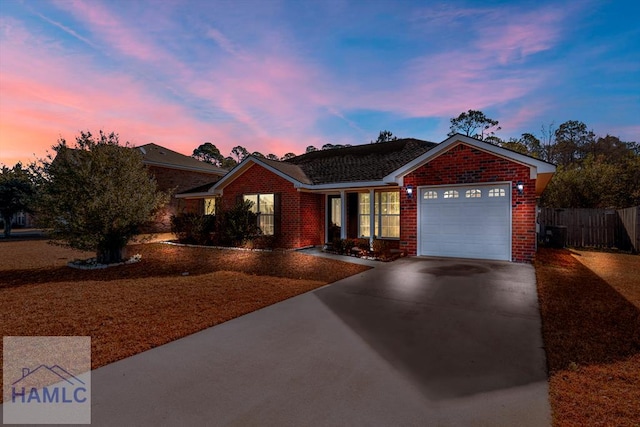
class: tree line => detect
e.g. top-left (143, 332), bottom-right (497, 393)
top-left (191, 130), bottom-right (400, 169)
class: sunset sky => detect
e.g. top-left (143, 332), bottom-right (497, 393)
top-left (1, 0), bottom-right (638, 166)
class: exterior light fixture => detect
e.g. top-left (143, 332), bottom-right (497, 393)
top-left (516, 181), bottom-right (524, 195)
top-left (406, 185), bottom-right (414, 199)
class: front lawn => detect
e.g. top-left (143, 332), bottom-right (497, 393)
top-left (0, 240), bottom-right (370, 400)
top-left (535, 248), bottom-right (640, 426)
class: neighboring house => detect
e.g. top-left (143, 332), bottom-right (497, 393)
top-left (10, 211), bottom-right (35, 228)
top-left (177, 134), bottom-right (556, 262)
top-left (0, 211), bottom-right (36, 230)
top-left (137, 143), bottom-right (227, 231)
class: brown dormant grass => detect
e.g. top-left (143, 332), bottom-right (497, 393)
top-left (534, 248), bottom-right (640, 426)
top-left (0, 240), bottom-right (370, 401)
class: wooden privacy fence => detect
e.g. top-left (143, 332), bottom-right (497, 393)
top-left (539, 206), bottom-right (640, 252)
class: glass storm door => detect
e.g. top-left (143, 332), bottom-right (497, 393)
top-left (327, 195), bottom-right (342, 242)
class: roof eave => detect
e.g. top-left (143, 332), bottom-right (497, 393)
top-left (297, 180), bottom-right (393, 191)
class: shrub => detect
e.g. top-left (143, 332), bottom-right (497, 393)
top-left (218, 200), bottom-right (260, 246)
top-left (171, 213), bottom-right (216, 245)
top-left (342, 238), bottom-right (354, 254)
top-left (372, 239), bottom-right (391, 256)
top-left (355, 238), bottom-right (371, 252)
top-left (331, 237), bottom-right (346, 254)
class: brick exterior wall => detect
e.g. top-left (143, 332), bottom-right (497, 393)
top-left (300, 192), bottom-right (325, 247)
top-left (400, 143), bottom-right (537, 262)
top-left (145, 165), bottom-right (222, 232)
top-left (220, 164), bottom-right (324, 248)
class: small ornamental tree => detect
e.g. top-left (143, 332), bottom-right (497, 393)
top-left (37, 131), bottom-right (168, 264)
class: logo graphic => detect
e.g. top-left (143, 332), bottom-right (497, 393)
top-left (3, 336), bottom-right (91, 424)
top-left (11, 364), bottom-right (88, 404)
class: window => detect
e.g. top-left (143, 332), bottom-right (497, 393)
top-left (204, 198), bottom-right (216, 215)
top-left (331, 197), bottom-right (342, 227)
top-left (377, 191), bottom-right (400, 238)
top-left (465, 189), bottom-right (482, 198)
top-left (423, 190), bottom-right (438, 199)
top-left (488, 188), bottom-right (506, 197)
top-left (358, 193), bottom-right (371, 237)
top-left (443, 190), bottom-right (459, 199)
top-left (243, 193), bottom-right (275, 235)
top-left (358, 191), bottom-right (400, 238)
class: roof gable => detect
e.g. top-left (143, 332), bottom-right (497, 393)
top-left (211, 155), bottom-right (310, 192)
top-left (384, 134), bottom-right (556, 185)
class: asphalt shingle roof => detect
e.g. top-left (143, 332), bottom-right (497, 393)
top-left (138, 143), bottom-right (227, 175)
top-left (284, 138), bottom-right (437, 184)
top-left (257, 157), bottom-right (313, 185)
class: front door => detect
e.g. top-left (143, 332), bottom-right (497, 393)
top-left (327, 195), bottom-right (342, 242)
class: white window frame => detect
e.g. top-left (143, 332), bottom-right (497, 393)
top-left (243, 193), bottom-right (275, 235)
top-left (358, 193), bottom-right (371, 238)
top-left (358, 190), bottom-right (400, 239)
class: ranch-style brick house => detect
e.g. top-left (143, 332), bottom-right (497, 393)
top-left (177, 134), bottom-right (556, 262)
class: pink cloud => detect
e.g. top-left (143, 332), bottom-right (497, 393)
top-left (0, 22), bottom-right (337, 167)
top-left (474, 9), bottom-right (563, 65)
top-left (346, 7), bottom-right (565, 120)
top-left (53, 0), bottom-right (162, 63)
top-left (1, 2), bottom-right (591, 169)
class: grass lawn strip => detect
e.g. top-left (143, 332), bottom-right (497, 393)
top-left (0, 240), bottom-right (370, 400)
top-left (535, 248), bottom-right (640, 426)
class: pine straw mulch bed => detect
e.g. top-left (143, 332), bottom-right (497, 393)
top-left (534, 248), bottom-right (640, 427)
top-left (0, 240), bottom-right (370, 401)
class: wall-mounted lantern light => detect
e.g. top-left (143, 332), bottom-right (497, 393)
top-left (516, 181), bottom-right (524, 195)
top-left (406, 185), bottom-right (414, 199)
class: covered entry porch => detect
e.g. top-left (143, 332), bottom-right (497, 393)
top-left (321, 188), bottom-right (402, 247)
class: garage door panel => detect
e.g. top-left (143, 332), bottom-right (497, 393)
top-left (419, 184), bottom-right (510, 261)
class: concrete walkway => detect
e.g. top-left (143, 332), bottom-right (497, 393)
top-left (6, 256), bottom-right (551, 426)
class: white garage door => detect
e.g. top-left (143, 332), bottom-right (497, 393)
top-left (418, 184), bottom-right (511, 261)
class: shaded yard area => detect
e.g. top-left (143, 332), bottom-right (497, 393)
top-left (0, 240), bottom-right (370, 400)
top-left (535, 248), bottom-right (640, 426)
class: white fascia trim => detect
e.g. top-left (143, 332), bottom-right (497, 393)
top-left (297, 180), bottom-right (391, 191)
top-left (384, 134), bottom-right (556, 184)
top-left (143, 160), bottom-right (226, 175)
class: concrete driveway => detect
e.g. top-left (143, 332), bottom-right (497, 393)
top-left (36, 257), bottom-right (551, 426)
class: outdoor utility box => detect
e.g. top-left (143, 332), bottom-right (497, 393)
top-left (545, 225), bottom-right (568, 248)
